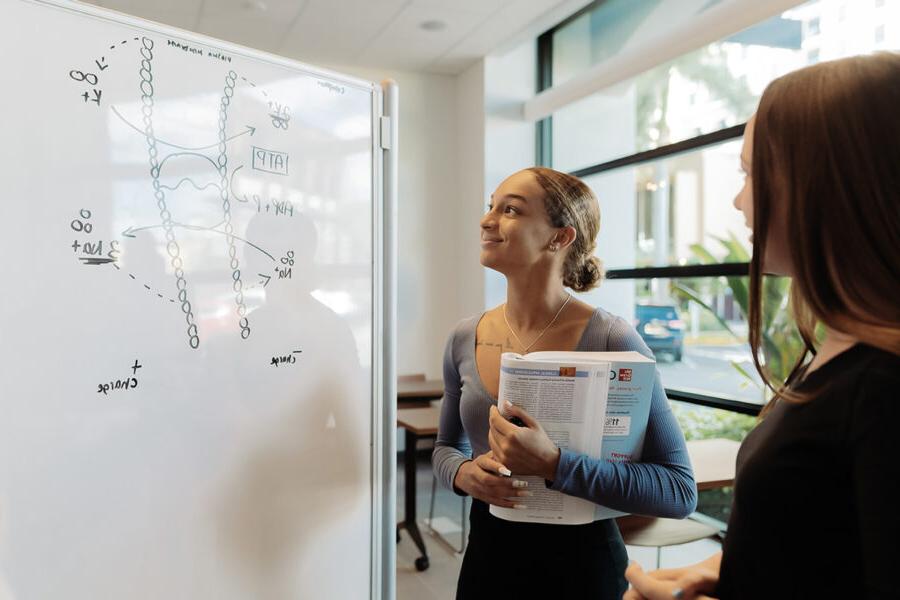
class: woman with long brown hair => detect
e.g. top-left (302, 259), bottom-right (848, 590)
top-left (433, 167), bottom-right (697, 599)
top-left (625, 53), bottom-right (900, 599)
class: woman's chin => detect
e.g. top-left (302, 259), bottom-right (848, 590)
top-left (479, 253), bottom-right (504, 272)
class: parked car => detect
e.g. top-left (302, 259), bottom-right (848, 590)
top-left (634, 304), bottom-right (685, 361)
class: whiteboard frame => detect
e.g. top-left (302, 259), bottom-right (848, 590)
top-left (16, 1), bottom-right (394, 597)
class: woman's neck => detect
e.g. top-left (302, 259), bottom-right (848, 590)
top-left (504, 271), bottom-right (569, 331)
top-left (805, 327), bottom-right (859, 376)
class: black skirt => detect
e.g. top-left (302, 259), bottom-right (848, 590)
top-left (456, 500), bottom-right (628, 600)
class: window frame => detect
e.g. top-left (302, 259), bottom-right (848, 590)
top-left (537, 7), bottom-right (765, 416)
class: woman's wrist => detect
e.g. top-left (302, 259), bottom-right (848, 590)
top-left (542, 447), bottom-right (561, 481)
top-left (452, 460), bottom-right (472, 495)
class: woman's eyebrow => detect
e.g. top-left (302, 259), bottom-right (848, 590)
top-left (502, 194), bottom-right (529, 203)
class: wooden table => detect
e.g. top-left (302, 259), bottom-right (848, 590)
top-left (397, 379), bottom-right (443, 409)
top-left (617, 438), bottom-right (740, 562)
top-left (686, 438), bottom-right (740, 490)
top-left (396, 404), bottom-right (442, 571)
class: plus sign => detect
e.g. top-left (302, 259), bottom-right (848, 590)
top-left (72, 240), bottom-right (82, 253)
top-left (131, 360), bottom-right (142, 375)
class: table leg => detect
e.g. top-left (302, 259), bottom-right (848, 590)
top-left (399, 428), bottom-right (429, 571)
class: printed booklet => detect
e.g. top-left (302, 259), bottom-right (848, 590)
top-left (490, 350), bottom-right (656, 524)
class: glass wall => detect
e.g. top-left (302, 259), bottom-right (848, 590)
top-left (552, 0), bottom-right (900, 172)
top-left (544, 0), bottom-right (899, 407)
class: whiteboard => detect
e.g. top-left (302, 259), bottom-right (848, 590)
top-left (0, 1), bottom-right (394, 598)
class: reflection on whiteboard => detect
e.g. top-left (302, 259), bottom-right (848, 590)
top-left (0, 1), bottom-right (378, 599)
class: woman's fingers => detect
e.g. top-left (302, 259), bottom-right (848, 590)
top-left (626, 561), bottom-right (719, 600)
top-left (503, 402), bottom-right (539, 428)
top-left (475, 449), bottom-right (510, 476)
top-left (672, 568), bottom-right (719, 599)
top-left (469, 453), bottom-right (530, 508)
top-left (625, 562), bottom-right (680, 599)
top-left (488, 405), bottom-right (515, 437)
top-left (645, 567), bottom-right (689, 581)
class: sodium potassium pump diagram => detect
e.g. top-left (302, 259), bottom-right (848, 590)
top-left (65, 34), bottom-right (305, 350)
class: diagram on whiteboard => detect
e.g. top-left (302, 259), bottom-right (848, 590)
top-left (64, 34), bottom-right (318, 350)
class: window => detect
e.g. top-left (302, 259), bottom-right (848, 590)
top-left (538, 0), bottom-right (900, 410)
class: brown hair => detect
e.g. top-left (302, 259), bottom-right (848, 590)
top-left (750, 53), bottom-right (900, 405)
top-left (526, 167), bottom-right (604, 292)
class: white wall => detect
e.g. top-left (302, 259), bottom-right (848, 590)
top-left (483, 40), bottom-right (537, 309)
top-left (330, 64), bottom-right (486, 379)
top-left (455, 61), bottom-right (488, 322)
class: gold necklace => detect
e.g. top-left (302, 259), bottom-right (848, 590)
top-left (503, 294), bottom-right (572, 354)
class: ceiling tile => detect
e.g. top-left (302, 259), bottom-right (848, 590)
top-left (412, 0), bottom-right (509, 16)
top-left (81, 0), bottom-right (584, 74)
top-left (360, 2), bottom-right (486, 67)
top-left (430, 0), bottom-right (577, 73)
top-left (279, 0), bottom-right (409, 62)
top-left (195, 0), bottom-right (305, 53)
top-left (88, 0), bottom-right (203, 31)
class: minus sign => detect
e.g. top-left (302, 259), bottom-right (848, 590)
top-left (109, 45), bottom-right (116, 49)
top-left (292, 350), bottom-right (302, 354)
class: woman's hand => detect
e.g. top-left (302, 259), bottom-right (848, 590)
top-left (453, 452), bottom-right (530, 508)
top-left (488, 403), bottom-right (560, 480)
top-left (623, 553), bottom-right (722, 600)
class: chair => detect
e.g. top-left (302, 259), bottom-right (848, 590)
top-left (616, 515), bottom-right (720, 569)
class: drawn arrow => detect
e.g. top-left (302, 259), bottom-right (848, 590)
top-left (121, 222), bottom-right (275, 261)
top-left (258, 273), bottom-right (272, 287)
top-left (111, 105), bottom-right (256, 151)
top-left (79, 257), bottom-right (117, 265)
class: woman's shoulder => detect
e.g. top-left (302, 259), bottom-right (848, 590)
top-left (580, 305), bottom-right (654, 357)
top-left (443, 313), bottom-right (485, 357)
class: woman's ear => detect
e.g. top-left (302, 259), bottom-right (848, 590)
top-left (552, 226), bottom-right (577, 251)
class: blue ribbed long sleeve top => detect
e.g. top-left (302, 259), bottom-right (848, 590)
top-left (432, 307), bottom-right (697, 519)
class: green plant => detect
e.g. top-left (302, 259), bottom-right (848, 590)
top-left (671, 402), bottom-right (756, 442)
top-left (673, 234), bottom-right (804, 394)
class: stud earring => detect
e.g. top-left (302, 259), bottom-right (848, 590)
top-left (549, 244), bottom-right (559, 252)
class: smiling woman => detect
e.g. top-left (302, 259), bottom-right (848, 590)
top-left (434, 166), bottom-right (696, 600)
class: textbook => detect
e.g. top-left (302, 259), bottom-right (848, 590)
top-left (490, 350), bottom-right (656, 525)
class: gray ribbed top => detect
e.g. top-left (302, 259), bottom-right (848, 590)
top-left (432, 307), bottom-right (697, 518)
